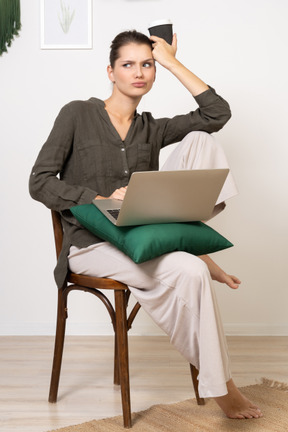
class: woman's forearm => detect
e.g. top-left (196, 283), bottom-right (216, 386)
top-left (166, 58), bottom-right (209, 97)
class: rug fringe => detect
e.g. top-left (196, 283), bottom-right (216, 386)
top-left (259, 377), bottom-right (288, 392)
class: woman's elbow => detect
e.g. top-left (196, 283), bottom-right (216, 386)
top-left (213, 108), bottom-right (232, 132)
top-left (223, 107), bottom-right (232, 124)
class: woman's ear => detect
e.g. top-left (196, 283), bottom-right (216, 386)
top-left (107, 65), bottom-right (115, 83)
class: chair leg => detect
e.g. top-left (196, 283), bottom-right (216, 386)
top-left (114, 335), bottom-right (120, 385)
top-left (49, 289), bottom-right (67, 403)
top-left (115, 290), bottom-right (132, 428)
top-left (190, 364), bottom-right (205, 405)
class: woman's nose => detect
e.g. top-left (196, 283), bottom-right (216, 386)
top-left (135, 65), bottom-right (143, 78)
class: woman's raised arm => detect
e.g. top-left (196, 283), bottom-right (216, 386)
top-left (150, 34), bottom-right (209, 97)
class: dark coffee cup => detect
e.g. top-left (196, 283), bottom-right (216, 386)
top-left (148, 19), bottom-right (173, 45)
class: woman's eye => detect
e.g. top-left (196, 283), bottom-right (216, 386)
top-left (143, 62), bottom-right (152, 68)
top-left (123, 63), bottom-right (132, 68)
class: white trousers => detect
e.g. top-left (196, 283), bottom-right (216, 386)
top-left (68, 132), bottom-right (238, 398)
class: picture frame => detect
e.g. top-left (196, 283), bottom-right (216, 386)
top-left (40, 0), bottom-right (92, 49)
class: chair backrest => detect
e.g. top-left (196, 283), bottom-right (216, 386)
top-left (51, 210), bottom-right (63, 260)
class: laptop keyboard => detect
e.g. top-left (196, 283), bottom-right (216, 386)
top-left (107, 209), bottom-right (120, 220)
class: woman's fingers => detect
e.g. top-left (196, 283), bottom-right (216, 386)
top-left (109, 186), bottom-right (127, 200)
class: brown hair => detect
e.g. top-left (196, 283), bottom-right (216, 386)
top-left (109, 30), bottom-right (153, 68)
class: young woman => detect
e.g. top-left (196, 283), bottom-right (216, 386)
top-left (29, 30), bottom-right (262, 419)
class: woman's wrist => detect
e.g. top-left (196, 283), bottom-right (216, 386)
top-left (165, 57), bottom-right (183, 72)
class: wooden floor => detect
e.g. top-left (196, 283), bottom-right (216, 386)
top-left (1, 336), bottom-right (287, 432)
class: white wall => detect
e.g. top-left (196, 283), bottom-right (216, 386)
top-left (1, 0), bottom-right (287, 336)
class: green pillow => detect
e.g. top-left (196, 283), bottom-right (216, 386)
top-left (70, 204), bottom-right (233, 263)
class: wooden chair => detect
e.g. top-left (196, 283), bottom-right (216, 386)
top-left (48, 210), bottom-right (204, 428)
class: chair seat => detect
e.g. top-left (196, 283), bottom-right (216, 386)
top-left (68, 272), bottom-right (128, 290)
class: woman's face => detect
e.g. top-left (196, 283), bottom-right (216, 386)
top-left (108, 43), bottom-right (156, 98)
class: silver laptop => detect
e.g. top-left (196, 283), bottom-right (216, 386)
top-left (93, 169), bottom-right (229, 226)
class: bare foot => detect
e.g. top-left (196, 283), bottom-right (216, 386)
top-left (199, 255), bottom-right (241, 289)
top-left (214, 379), bottom-right (263, 419)
top-left (217, 273), bottom-right (241, 290)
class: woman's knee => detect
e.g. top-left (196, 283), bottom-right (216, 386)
top-left (184, 130), bottom-right (211, 140)
top-left (161, 131), bottom-right (218, 171)
top-left (182, 130), bottom-right (216, 148)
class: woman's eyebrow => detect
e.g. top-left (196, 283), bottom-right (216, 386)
top-left (120, 58), bottom-right (154, 63)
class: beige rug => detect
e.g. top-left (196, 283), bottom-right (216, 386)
top-left (48, 379), bottom-right (288, 432)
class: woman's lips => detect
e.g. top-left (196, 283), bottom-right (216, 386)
top-left (132, 82), bottom-right (146, 88)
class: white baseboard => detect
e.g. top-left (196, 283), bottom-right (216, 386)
top-left (0, 322), bottom-right (288, 336)
top-left (224, 323), bottom-right (288, 336)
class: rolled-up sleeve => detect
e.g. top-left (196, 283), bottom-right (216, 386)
top-left (29, 104), bottom-right (97, 211)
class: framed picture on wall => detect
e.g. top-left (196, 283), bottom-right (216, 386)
top-left (40, 0), bottom-right (92, 49)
